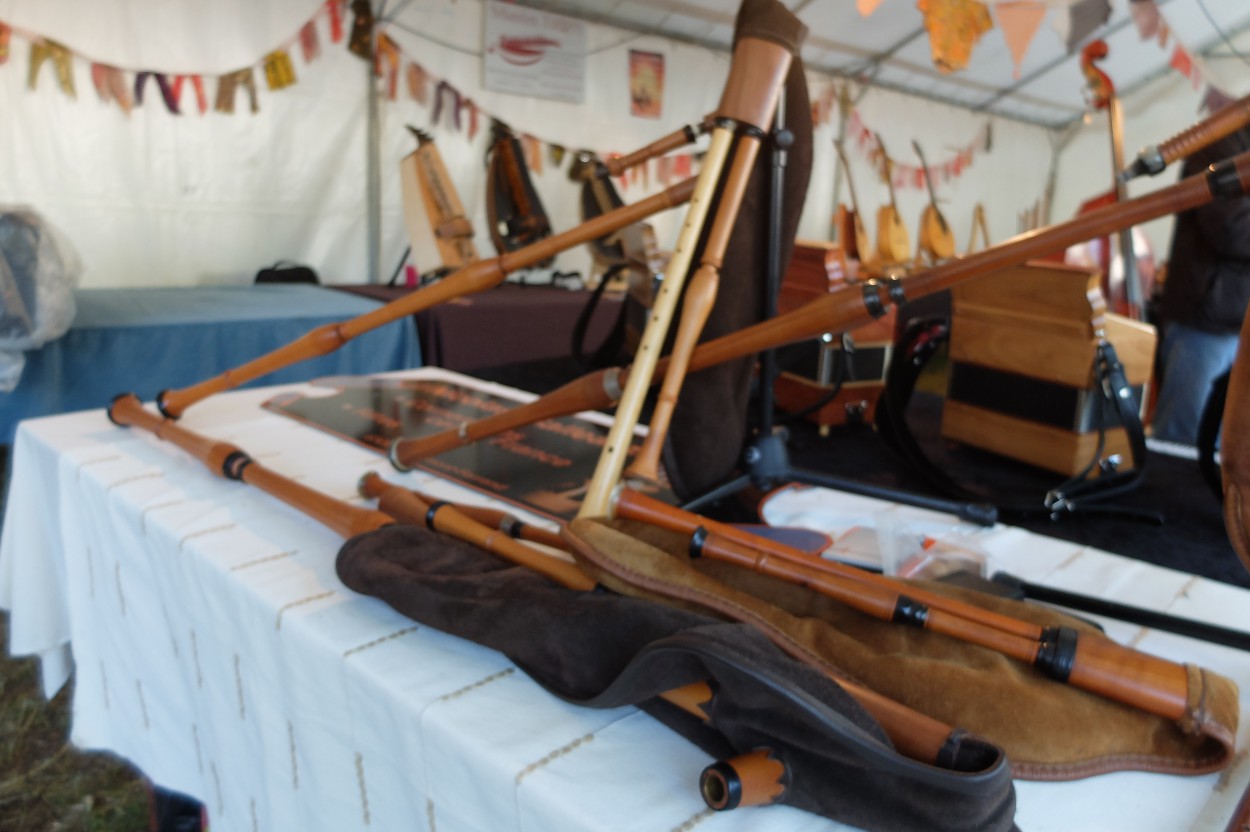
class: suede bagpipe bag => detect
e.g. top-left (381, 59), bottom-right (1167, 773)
top-left (337, 524), bottom-right (1018, 832)
top-left (559, 517), bottom-right (1237, 781)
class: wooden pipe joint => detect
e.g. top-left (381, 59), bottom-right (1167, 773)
top-left (715, 38), bottom-right (793, 130)
top-left (700, 748), bottom-right (787, 811)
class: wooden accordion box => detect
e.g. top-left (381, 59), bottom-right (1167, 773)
top-left (772, 240), bottom-right (896, 430)
top-left (940, 260), bottom-right (1156, 476)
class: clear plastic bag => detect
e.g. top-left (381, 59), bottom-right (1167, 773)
top-left (0, 207), bottom-right (81, 392)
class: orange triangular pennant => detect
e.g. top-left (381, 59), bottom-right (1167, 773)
top-left (995, 1), bottom-right (1047, 79)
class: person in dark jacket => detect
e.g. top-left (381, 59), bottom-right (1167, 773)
top-left (1151, 126), bottom-right (1250, 445)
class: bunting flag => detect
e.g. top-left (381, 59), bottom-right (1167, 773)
top-left (91, 63), bottom-right (133, 115)
top-left (348, 0), bottom-right (374, 60)
top-left (810, 81), bottom-right (839, 127)
top-left (656, 155), bottom-right (673, 186)
top-left (28, 39), bottom-right (75, 97)
top-left (135, 71), bottom-right (181, 114)
top-left (548, 143), bottom-right (566, 169)
top-left (858, 0), bottom-right (887, 15)
top-left (523, 134), bottom-right (543, 174)
top-left (1128, 0), bottom-right (1161, 40)
top-left (299, 20), bottom-right (321, 63)
top-left (996, 2), bottom-right (1047, 79)
top-left (462, 98), bottom-right (480, 141)
top-left (374, 32), bottom-right (400, 100)
top-left (1063, 0), bottom-right (1111, 53)
top-left (916, 0), bottom-right (993, 73)
top-left (0, 1), bottom-right (697, 177)
top-left (848, 108), bottom-right (988, 187)
top-left (215, 68), bottom-right (258, 114)
top-left (172, 74), bottom-right (208, 115)
top-left (327, 0), bottom-right (345, 43)
top-left (1203, 85), bottom-right (1236, 114)
top-left (1123, 0), bottom-right (1213, 98)
top-left (406, 62), bottom-right (428, 104)
top-left (263, 50), bottom-right (297, 91)
top-left (432, 80), bottom-right (461, 130)
top-left (1168, 45), bottom-right (1199, 88)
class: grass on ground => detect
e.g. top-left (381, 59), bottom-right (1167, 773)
top-left (0, 612), bottom-right (150, 831)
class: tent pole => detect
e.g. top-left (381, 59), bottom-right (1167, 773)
top-left (366, 52), bottom-right (382, 284)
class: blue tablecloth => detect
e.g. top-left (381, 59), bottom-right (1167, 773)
top-left (0, 285), bottom-right (422, 444)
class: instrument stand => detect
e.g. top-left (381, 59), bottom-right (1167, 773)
top-left (680, 100), bottom-right (997, 527)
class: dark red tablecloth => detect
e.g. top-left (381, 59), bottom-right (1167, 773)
top-left (332, 283), bottom-right (623, 373)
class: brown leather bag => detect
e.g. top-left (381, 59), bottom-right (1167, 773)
top-left (1222, 308), bottom-right (1250, 571)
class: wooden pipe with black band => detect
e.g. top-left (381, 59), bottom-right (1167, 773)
top-left (107, 396), bottom-right (798, 806)
top-left (1121, 91), bottom-right (1250, 182)
top-left (151, 176), bottom-right (696, 419)
top-left (108, 394), bottom-right (395, 540)
top-left (602, 116), bottom-right (713, 178)
top-left (389, 150), bottom-right (1250, 471)
top-left (616, 487), bottom-right (1192, 722)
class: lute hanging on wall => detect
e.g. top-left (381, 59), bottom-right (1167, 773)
top-left (398, 127), bottom-right (479, 278)
top-left (485, 119), bottom-right (553, 263)
top-left (912, 139), bottom-right (956, 264)
top-left (873, 133), bottom-right (911, 266)
top-left (833, 139), bottom-right (873, 266)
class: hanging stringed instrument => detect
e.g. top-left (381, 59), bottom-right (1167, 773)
top-left (398, 127), bottom-right (479, 278)
top-left (912, 140), bottom-right (956, 264)
top-left (873, 133), bottom-right (911, 266)
top-left (1078, 40), bottom-right (1148, 320)
top-left (833, 139), bottom-right (872, 265)
top-left (966, 203), bottom-right (990, 254)
top-left (485, 119), bottom-right (553, 263)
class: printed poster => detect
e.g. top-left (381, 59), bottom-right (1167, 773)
top-left (629, 49), bottom-right (664, 118)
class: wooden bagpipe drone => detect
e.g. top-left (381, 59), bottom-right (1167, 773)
top-left (110, 1), bottom-right (1250, 825)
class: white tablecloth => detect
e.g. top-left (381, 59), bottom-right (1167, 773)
top-left (2, 367), bottom-right (1249, 831)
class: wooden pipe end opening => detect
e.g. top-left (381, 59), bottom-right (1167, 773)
top-left (699, 749), bottom-right (786, 811)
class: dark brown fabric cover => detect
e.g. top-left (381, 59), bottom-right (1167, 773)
top-left (661, 3), bottom-right (814, 501)
top-left (563, 517), bottom-right (1239, 781)
top-left (337, 524), bottom-right (1018, 832)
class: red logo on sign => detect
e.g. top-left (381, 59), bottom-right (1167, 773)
top-left (491, 36), bottom-right (560, 66)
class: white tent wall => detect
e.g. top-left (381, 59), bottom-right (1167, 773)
top-left (0, 0), bottom-right (1054, 291)
top-left (0, 1), bottom-right (374, 288)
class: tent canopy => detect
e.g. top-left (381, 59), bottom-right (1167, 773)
top-left (512, 0), bottom-right (1250, 127)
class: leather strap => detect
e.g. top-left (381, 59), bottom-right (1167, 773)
top-left (877, 317), bottom-right (1150, 520)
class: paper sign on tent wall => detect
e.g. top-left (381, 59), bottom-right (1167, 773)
top-left (483, 0), bottom-right (586, 104)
